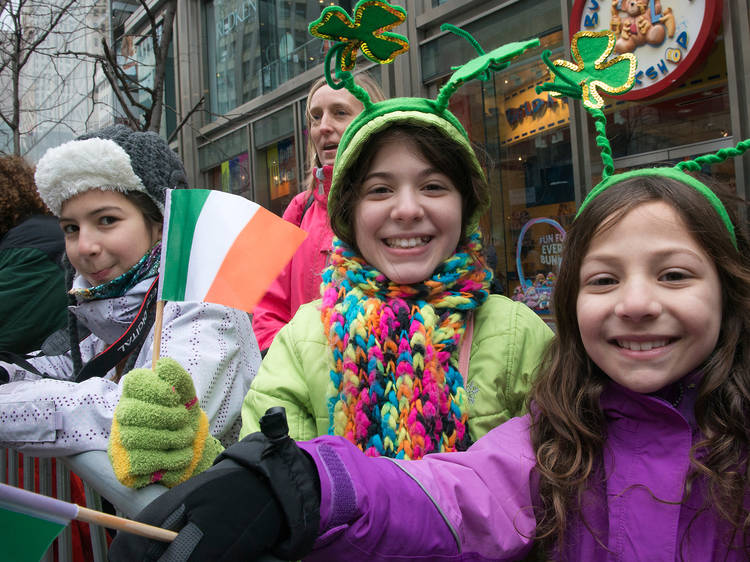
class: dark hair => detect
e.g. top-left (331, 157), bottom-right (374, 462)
top-left (123, 190), bottom-right (163, 226)
top-left (0, 155), bottom-right (50, 238)
top-left (529, 173), bottom-right (750, 553)
top-left (329, 123), bottom-right (489, 252)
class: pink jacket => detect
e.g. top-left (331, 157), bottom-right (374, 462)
top-left (253, 166), bottom-right (334, 351)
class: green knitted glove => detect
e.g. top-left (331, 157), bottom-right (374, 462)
top-left (108, 358), bottom-right (225, 489)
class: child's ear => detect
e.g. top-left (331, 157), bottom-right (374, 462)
top-left (151, 222), bottom-right (163, 243)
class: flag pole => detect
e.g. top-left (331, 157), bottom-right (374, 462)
top-left (152, 300), bottom-right (165, 366)
top-left (0, 482), bottom-right (176, 543)
top-left (76, 505), bottom-right (177, 542)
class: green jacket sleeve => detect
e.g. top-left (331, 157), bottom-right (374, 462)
top-left (0, 247), bottom-right (67, 353)
top-left (466, 296), bottom-right (553, 441)
top-left (240, 302), bottom-right (330, 442)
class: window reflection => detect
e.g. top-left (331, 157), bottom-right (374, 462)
top-left (443, 29), bottom-right (572, 321)
top-left (204, 0), bottom-right (348, 119)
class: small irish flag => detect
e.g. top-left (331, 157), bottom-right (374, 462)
top-left (159, 189), bottom-right (307, 313)
top-left (0, 482), bottom-right (176, 560)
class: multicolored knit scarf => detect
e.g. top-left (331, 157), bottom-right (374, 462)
top-left (321, 231), bottom-right (491, 460)
top-left (71, 242), bottom-right (161, 302)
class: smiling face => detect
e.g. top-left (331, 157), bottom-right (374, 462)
top-left (353, 138), bottom-right (463, 285)
top-left (60, 189), bottom-right (162, 286)
top-left (308, 84), bottom-right (364, 168)
top-left (576, 200), bottom-right (722, 394)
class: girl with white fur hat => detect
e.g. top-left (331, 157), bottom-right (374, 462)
top-left (0, 125), bottom-right (260, 471)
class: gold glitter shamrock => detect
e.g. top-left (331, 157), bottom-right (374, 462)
top-left (309, 0), bottom-right (409, 72)
top-left (536, 30), bottom-right (636, 110)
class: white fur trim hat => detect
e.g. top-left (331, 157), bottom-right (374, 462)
top-left (35, 124), bottom-right (187, 216)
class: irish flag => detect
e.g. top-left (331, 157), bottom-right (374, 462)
top-left (0, 483), bottom-right (74, 561)
top-left (159, 189), bottom-right (307, 313)
top-left (0, 482), bottom-right (176, 560)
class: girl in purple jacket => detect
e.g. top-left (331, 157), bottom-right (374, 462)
top-left (109, 18), bottom-right (750, 562)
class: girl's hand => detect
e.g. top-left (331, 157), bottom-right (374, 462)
top-left (109, 407), bottom-right (321, 562)
top-left (108, 358), bottom-right (224, 489)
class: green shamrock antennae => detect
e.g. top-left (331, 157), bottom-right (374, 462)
top-left (435, 26), bottom-right (540, 113)
top-left (536, 31), bottom-right (636, 110)
top-left (536, 31), bottom-right (636, 180)
top-left (309, 0), bottom-right (408, 104)
top-left (676, 140), bottom-right (750, 172)
top-left (544, 31), bottom-right (742, 248)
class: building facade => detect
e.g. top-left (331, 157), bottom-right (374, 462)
top-left (162, 0), bottom-right (749, 325)
top-left (6, 0), bottom-right (141, 159)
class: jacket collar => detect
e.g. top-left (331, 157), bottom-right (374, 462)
top-left (68, 277), bottom-right (152, 345)
top-left (600, 371), bottom-right (703, 432)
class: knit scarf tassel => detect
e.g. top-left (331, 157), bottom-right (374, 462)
top-left (321, 231), bottom-right (491, 460)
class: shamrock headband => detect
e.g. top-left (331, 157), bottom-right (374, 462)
top-left (536, 30), bottom-right (744, 249)
top-left (309, 0), bottom-right (539, 241)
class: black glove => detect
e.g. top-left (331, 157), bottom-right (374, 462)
top-left (0, 365), bottom-right (8, 385)
top-left (108, 407), bottom-right (321, 562)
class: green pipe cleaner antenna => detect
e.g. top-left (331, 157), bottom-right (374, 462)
top-left (537, 30), bottom-right (741, 248)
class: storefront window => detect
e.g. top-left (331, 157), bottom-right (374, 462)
top-left (593, 39), bottom-right (730, 169)
top-left (428, 5), bottom-right (570, 322)
top-left (421, 0), bottom-right (561, 82)
top-left (204, 0), bottom-right (350, 118)
top-left (199, 127), bottom-right (251, 199)
top-left (254, 106), bottom-right (298, 216)
top-left (493, 32), bottom-right (573, 323)
top-left (208, 152), bottom-right (252, 199)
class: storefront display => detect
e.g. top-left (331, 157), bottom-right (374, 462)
top-left (254, 106), bottom-right (298, 216)
top-left (443, 26), bottom-right (573, 320)
top-left (189, 0), bottom-right (739, 329)
top-left (209, 152), bottom-right (251, 199)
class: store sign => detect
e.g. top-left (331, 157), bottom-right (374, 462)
top-left (512, 217), bottom-right (566, 315)
top-left (501, 84), bottom-right (570, 146)
top-left (570, 0), bottom-right (722, 100)
top-left (217, 0), bottom-right (257, 37)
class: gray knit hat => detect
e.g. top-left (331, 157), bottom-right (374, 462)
top-left (35, 124), bottom-right (187, 216)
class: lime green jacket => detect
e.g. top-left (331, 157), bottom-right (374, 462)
top-left (241, 295), bottom-right (553, 442)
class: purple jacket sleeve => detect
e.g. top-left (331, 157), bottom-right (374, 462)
top-left (298, 416), bottom-right (538, 561)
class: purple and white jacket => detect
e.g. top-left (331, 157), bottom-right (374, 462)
top-left (299, 379), bottom-right (748, 561)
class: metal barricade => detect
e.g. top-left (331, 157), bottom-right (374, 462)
top-left (2, 448), bottom-right (286, 562)
top-left (1, 448), bottom-right (108, 562)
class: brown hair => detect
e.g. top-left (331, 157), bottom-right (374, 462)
top-left (328, 123), bottom-right (489, 252)
top-left (0, 155), bottom-right (50, 238)
top-left (304, 72), bottom-right (386, 189)
top-left (123, 190), bottom-right (163, 227)
top-left (530, 173), bottom-right (750, 553)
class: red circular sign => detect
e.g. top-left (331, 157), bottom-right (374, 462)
top-left (570, 0), bottom-right (722, 100)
